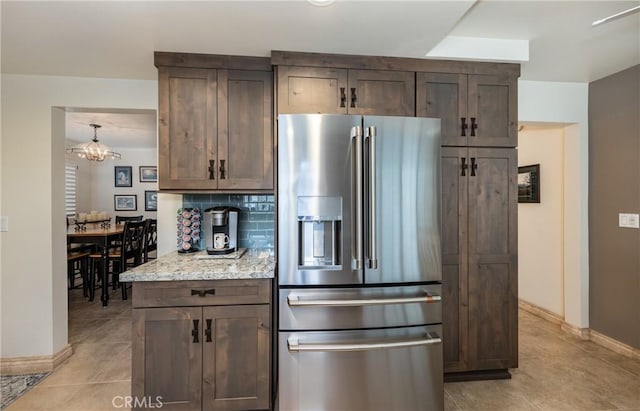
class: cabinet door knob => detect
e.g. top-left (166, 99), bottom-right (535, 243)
top-left (350, 88), bottom-right (357, 108)
top-left (219, 159), bottom-right (226, 180)
top-left (470, 117), bottom-right (478, 137)
top-left (208, 160), bottom-right (216, 180)
top-left (340, 87), bottom-right (346, 108)
top-left (461, 157), bottom-right (468, 177)
top-left (461, 117), bottom-right (468, 137)
top-left (470, 157), bottom-right (478, 176)
top-left (192, 319), bottom-right (200, 343)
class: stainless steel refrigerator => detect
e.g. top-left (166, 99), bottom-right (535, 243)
top-left (277, 114), bottom-right (443, 411)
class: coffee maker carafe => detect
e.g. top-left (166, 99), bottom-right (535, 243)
top-left (204, 206), bottom-right (240, 255)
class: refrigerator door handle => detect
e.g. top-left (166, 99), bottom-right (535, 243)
top-left (365, 126), bottom-right (378, 269)
top-left (287, 332), bottom-right (442, 352)
top-left (351, 126), bottom-right (363, 271)
top-left (287, 290), bottom-right (441, 307)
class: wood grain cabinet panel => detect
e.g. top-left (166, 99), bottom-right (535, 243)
top-left (132, 307), bottom-right (203, 411)
top-left (277, 66), bottom-right (348, 114)
top-left (157, 62), bottom-right (273, 192)
top-left (417, 73), bottom-right (517, 147)
top-left (277, 66), bottom-right (415, 116)
top-left (132, 280), bottom-right (272, 411)
top-left (218, 70), bottom-right (273, 190)
top-left (203, 305), bottom-right (271, 411)
top-left (158, 67), bottom-right (217, 190)
top-left (441, 147), bottom-right (518, 374)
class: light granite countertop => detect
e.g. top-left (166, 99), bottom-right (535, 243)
top-left (119, 250), bottom-right (275, 282)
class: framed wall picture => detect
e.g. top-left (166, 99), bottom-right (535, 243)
top-left (139, 166), bottom-right (158, 183)
top-left (114, 194), bottom-right (137, 211)
top-left (145, 190), bottom-right (158, 211)
top-left (518, 164), bottom-right (540, 203)
top-left (114, 166), bottom-right (132, 187)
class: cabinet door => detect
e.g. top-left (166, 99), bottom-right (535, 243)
top-left (441, 147), bottom-right (469, 373)
top-left (202, 305), bottom-right (270, 411)
top-left (132, 307), bottom-right (203, 411)
top-left (467, 75), bottom-right (518, 147)
top-left (158, 67), bottom-right (217, 190)
top-left (348, 69), bottom-right (415, 116)
top-left (277, 66), bottom-right (348, 114)
top-left (467, 148), bottom-right (518, 370)
top-left (217, 70), bottom-right (274, 190)
top-left (417, 73), bottom-right (468, 146)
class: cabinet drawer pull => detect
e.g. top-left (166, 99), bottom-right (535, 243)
top-left (340, 87), bottom-right (346, 108)
top-left (350, 88), bottom-right (357, 108)
top-left (470, 117), bottom-right (478, 136)
top-left (205, 319), bottom-right (212, 343)
top-left (461, 117), bottom-right (468, 137)
top-left (219, 159), bottom-right (226, 180)
top-left (192, 319), bottom-right (200, 343)
top-left (461, 157), bottom-right (468, 177)
top-left (470, 157), bottom-right (478, 176)
top-left (208, 160), bottom-right (215, 180)
top-left (191, 289), bottom-right (216, 297)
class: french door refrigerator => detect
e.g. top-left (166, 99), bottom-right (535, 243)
top-left (277, 114), bottom-right (443, 411)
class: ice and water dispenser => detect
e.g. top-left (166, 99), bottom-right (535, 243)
top-left (297, 196), bottom-right (342, 269)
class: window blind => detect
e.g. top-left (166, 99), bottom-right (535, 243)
top-left (65, 162), bottom-right (78, 217)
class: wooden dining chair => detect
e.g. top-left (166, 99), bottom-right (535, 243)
top-left (143, 218), bottom-right (157, 263)
top-left (89, 220), bottom-right (147, 301)
top-left (115, 215), bottom-right (143, 224)
top-left (67, 248), bottom-right (91, 297)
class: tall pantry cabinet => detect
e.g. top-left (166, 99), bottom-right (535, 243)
top-left (417, 68), bottom-right (520, 379)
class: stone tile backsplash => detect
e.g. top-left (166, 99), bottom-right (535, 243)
top-left (182, 194), bottom-right (275, 252)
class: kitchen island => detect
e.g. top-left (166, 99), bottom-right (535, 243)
top-left (120, 251), bottom-right (274, 411)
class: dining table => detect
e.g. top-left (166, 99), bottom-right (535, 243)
top-left (67, 222), bottom-right (124, 307)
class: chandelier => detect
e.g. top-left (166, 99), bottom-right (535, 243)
top-left (66, 123), bottom-right (121, 161)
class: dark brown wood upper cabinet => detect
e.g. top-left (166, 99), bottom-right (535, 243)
top-left (441, 147), bottom-right (518, 373)
top-left (417, 73), bottom-right (517, 147)
top-left (217, 70), bottom-right (273, 191)
top-left (277, 66), bottom-right (348, 115)
top-left (158, 67), bottom-right (218, 190)
top-left (277, 66), bottom-right (415, 116)
top-left (157, 60), bottom-right (273, 192)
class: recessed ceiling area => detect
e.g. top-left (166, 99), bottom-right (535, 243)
top-left (65, 109), bottom-right (157, 150)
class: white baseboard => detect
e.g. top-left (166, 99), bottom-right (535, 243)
top-left (0, 344), bottom-right (73, 376)
top-left (518, 299), bottom-right (639, 357)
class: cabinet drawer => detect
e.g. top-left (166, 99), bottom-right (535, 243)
top-left (132, 279), bottom-right (271, 308)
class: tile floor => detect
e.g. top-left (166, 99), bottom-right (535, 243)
top-left (6, 288), bottom-right (640, 410)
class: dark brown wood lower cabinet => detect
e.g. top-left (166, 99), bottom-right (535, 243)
top-left (441, 147), bottom-right (518, 376)
top-left (132, 282), bottom-right (271, 411)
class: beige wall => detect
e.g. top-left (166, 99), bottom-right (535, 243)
top-left (1, 74), bottom-right (156, 358)
top-left (518, 80), bottom-right (589, 328)
top-left (518, 127), bottom-right (565, 316)
top-left (89, 148), bottom-right (158, 221)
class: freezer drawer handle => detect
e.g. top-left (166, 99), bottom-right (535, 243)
top-left (287, 291), bottom-right (441, 307)
top-left (287, 332), bottom-right (441, 352)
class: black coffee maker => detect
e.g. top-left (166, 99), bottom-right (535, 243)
top-left (204, 206), bottom-right (240, 255)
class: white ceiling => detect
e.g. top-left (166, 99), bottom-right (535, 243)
top-left (3, 0), bottom-right (639, 149)
top-left (65, 109), bottom-right (157, 149)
